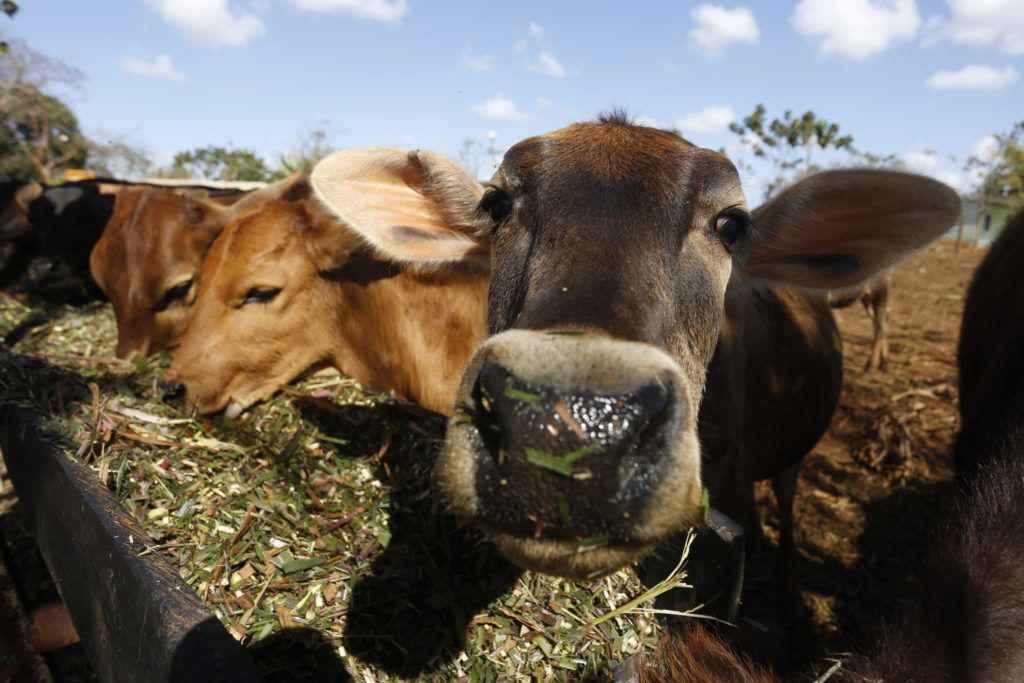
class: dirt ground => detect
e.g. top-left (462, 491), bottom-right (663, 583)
top-left (755, 241), bottom-right (985, 674)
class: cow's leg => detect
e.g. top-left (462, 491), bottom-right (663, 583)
top-left (864, 276), bottom-right (891, 372)
top-left (771, 465), bottom-right (800, 614)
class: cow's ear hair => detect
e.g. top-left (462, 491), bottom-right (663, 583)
top-left (311, 147), bottom-right (490, 265)
top-left (183, 195), bottom-right (228, 233)
top-left (733, 170), bottom-right (961, 290)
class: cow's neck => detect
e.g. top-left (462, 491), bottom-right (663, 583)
top-left (326, 264), bottom-right (489, 415)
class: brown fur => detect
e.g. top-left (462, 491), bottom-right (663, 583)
top-left (90, 174), bottom-right (308, 359)
top-left (310, 126), bottom-right (959, 581)
top-left (163, 194), bottom-right (489, 417)
top-left (955, 209), bottom-right (1024, 481)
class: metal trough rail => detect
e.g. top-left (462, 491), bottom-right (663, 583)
top-left (0, 408), bottom-right (260, 683)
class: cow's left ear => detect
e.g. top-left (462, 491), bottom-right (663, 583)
top-left (15, 181), bottom-right (43, 210)
top-left (734, 170), bottom-right (961, 290)
top-left (311, 147), bottom-right (489, 264)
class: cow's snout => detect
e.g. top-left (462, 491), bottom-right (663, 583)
top-left (436, 330), bottom-right (704, 577)
top-left (469, 361), bottom-right (675, 538)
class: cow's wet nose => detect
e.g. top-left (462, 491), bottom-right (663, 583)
top-left (468, 362), bottom-right (677, 539)
top-left (160, 380), bottom-right (186, 404)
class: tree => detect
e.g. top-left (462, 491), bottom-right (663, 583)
top-left (172, 145), bottom-right (273, 182)
top-left (87, 132), bottom-right (153, 178)
top-left (729, 103), bottom-right (854, 197)
top-left (0, 33), bottom-right (89, 182)
top-left (1, 2), bottom-right (18, 53)
top-left (273, 126), bottom-right (333, 179)
top-left (967, 122), bottom-right (1024, 200)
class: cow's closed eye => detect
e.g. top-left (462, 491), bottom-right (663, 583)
top-left (713, 210), bottom-right (749, 251)
top-left (479, 188), bottom-right (513, 228)
top-left (153, 278), bottom-right (193, 312)
top-left (243, 287), bottom-right (282, 305)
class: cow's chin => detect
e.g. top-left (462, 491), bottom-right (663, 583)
top-left (486, 532), bottom-right (660, 579)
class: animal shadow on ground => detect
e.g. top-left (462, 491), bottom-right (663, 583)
top-left (296, 399), bottom-right (523, 678)
top-left (788, 459), bottom-right (954, 672)
top-left (248, 627), bottom-right (353, 683)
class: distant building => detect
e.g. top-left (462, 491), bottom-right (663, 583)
top-left (944, 196), bottom-right (1024, 248)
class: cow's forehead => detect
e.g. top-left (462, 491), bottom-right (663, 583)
top-left (496, 121), bottom-right (742, 198)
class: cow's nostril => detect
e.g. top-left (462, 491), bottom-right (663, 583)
top-left (160, 381), bottom-right (186, 404)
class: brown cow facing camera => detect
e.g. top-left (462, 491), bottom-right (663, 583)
top-left (162, 149), bottom-right (489, 418)
top-left (312, 115), bottom-right (959, 582)
top-left (90, 175), bottom-right (306, 359)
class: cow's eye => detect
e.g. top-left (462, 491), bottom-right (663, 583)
top-left (714, 211), bottom-right (748, 251)
top-left (243, 287), bottom-right (282, 305)
top-left (480, 188), bottom-right (513, 226)
top-left (153, 278), bottom-right (193, 311)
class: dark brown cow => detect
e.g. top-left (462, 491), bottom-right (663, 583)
top-left (90, 176), bottom-right (301, 359)
top-left (955, 208), bottom-right (1024, 482)
top-left (312, 116), bottom-right (959, 581)
top-left (162, 150), bottom-right (489, 417)
top-left (0, 180), bottom-right (43, 287)
top-left (829, 270), bottom-right (892, 371)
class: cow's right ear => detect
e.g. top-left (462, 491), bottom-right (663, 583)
top-left (311, 147), bottom-right (489, 264)
top-left (734, 170), bottom-right (961, 290)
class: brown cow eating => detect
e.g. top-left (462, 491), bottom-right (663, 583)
top-left (162, 149), bottom-right (489, 418)
top-left (90, 175), bottom-right (306, 359)
top-left (311, 115), bottom-right (959, 580)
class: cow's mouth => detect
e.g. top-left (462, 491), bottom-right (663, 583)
top-left (435, 330), bottom-right (704, 577)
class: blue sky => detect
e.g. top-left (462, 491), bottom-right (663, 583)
top-left (4, 1), bottom-right (1022, 195)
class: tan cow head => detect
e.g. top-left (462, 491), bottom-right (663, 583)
top-left (90, 175), bottom-right (307, 359)
top-left (312, 118), bottom-right (961, 578)
top-left (164, 149), bottom-right (488, 417)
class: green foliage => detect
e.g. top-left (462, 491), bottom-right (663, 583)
top-left (87, 138), bottom-right (152, 178)
top-left (729, 103), bottom-right (855, 197)
top-left (967, 121), bottom-right (1024, 199)
top-left (172, 145), bottom-right (273, 182)
top-left (0, 82), bottom-right (89, 181)
top-left (0, 2), bottom-right (17, 53)
top-left (271, 127), bottom-right (332, 180)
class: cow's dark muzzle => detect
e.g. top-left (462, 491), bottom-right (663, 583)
top-left (466, 360), bottom-right (678, 540)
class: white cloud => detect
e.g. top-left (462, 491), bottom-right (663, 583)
top-left (473, 94), bottom-right (528, 122)
top-left (635, 115), bottom-right (662, 128)
top-left (290, 0), bottom-right (409, 22)
top-left (902, 149), bottom-right (939, 172)
top-left (535, 96), bottom-right (553, 109)
top-left (791, 0), bottom-right (921, 61)
top-left (973, 135), bottom-right (999, 161)
top-left (145, 0), bottom-right (265, 47)
top-left (119, 54), bottom-right (187, 82)
top-left (924, 0), bottom-right (1024, 55)
top-left (927, 64), bottom-right (1018, 90)
top-left (527, 50), bottom-right (568, 78)
top-left (674, 105), bottom-right (736, 135)
top-left (515, 21), bottom-right (544, 53)
top-left (688, 5), bottom-right (760, 56)
top-left (460, 46), bottom-right (494, 73)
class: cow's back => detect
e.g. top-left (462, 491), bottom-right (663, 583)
top-left (956, 209), bottom-right (1024, 479)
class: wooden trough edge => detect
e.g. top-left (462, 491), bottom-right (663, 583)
top-left (0, 407), bottom-right (260, 683)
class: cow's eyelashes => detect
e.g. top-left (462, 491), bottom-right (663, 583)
top-left (480, 188), bottom-right (514, 226)
top-left (153, 278), bottom-right (193, 311)
top-left (713, 210), bottom-right (749, 251)
top-left (243, 287), bottom-right (282, 305)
